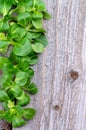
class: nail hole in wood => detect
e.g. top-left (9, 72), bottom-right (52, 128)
top-left (54, 105), bottom-right (60, 110)
top-left (70, 71), bottom-right (79, 80)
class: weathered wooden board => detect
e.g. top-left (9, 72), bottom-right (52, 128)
top-left (0, 0), bottom-right (86, 130)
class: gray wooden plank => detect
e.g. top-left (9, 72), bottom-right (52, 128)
top-left (11, 0), bottom-right (86, 130)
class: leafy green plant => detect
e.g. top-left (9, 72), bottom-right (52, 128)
top-left (0, 0), bottom-right (50, 128)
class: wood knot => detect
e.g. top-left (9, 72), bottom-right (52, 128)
top-left (54, 105), bottom-right (60, 110)
top-left (70, 71), bottom-right (79, 80)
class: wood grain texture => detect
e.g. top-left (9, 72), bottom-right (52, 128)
top-left (3, 0), bottom-right (85, 130)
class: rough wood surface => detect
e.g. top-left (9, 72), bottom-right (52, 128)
top-left (0, 0), bottom-right (86, 130)
top-left (13, 0), bottom-right (86, 130)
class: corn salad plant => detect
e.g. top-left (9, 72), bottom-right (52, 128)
top-left (0, 0), bottom-right (50, 128)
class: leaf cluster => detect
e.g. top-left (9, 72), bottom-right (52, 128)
top-left (0, 0), bottom-right (50, 128)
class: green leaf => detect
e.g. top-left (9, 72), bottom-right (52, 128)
top-left (32, 19), bottom-right (42, 29)
top-left (0, 110), bottom-right (4, 119)
top-left (0, 57), bottom-right (9, 69)
top-left (24, 1), bottom-right (33, 12)
top-left (26, 32), bottom-right (41, 40)
top-left (13, 55), bottom-right (30, 71)
top-left (8, 23), bottom-right (27, 41)
top-left (24, 82), bottom-right (38, 94)
top-left (2, 102), bottom-right (9, 110)
top-left (11, 0), bottom-right (32, 12)
top-left (23, 108), bottom-right (36, 120)
top-left (29, 28), bottom-right (46, 33)
top-left (17, 12), bottom-right (31, 27)
top-left (16, 56), bottom-right (31, 64)
top-left (2, 62), bottom-right (14, 73)
top-left (15, 71), bottom-right (28, 86)
top-left (32, 43), bottom-right (44, 53)
top-left (0, 0), bottom-right (13, 16)
top-left (0, 40), bottom-right (10, 49)
top-left (1, 61), bottom-right (15, 90)
top-left (0, 33), bottom-right (7, 40)
top-left (43, 11), bottom-right (51, 20)
top-left (15, 0), bottom-right (32, 5)
top-left (10, 85), bottom-right (23, 98)
top-left (29, 55), bottom-right (38, 65)
top-left (13, 38), bottom-right (32, 56)
top-left (19, 61), bottom-right (29, 71)
top-left (1, 72), bottom-right (13, 90)
top-left (17, 92), bottom-right (30, 106)
top-left (28, 83), bottom-right (38, 94)
top-left (32, 11), bottom-right (43, 19)
top-left (7, 100), bottom-right (15, 109)
top-left (36, 34), bottom-right (48, 47)
top-left (12, 116), bottom-right (26, 128)
top-left (3, 110), bottom-right (13, 122)
top-left (0, 40), bottom-right (10, 53)
top-left (0, 90), bottom-right (10, 102)
top-left (26, 68), bottom-right (34, 79)
top-left (14, 105), bottom-right (24, 117)
top-left (10, 5), bottom-right (25, 14)
top-left (0, 21), bottom-right (9, 32)
top-left (12, 0), bottom-right (18, 4)
top-left (34, 0), bottom-right (46, 11)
